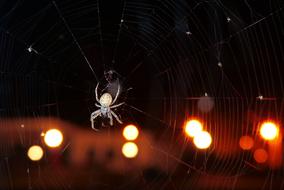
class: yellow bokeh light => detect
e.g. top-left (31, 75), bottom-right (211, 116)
top-left (260, 121), bottom-right (279, 141)
top-left (193, 131), bottom-right (212, 149)
top-left (185, 119), bottom-right (203, 138)
top-left (123, 124), bottom-right (139, 141)
top-left (44, 129), bottom-right (63, 148)
top-left (122, 142), bottom-right (138, 158)
top-left (27, 145), bottom-right (44, 161)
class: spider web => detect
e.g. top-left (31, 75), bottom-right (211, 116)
top-left (0, 0), bottom-right (284, 189)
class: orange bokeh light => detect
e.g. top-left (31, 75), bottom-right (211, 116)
top-left (44, 129), bottom-right (63, 148)
top-left (27, 145), bottom-right (44, 161)
top-left (254, 148), bottom-right (268, 163)
top-left (239, 136), bottom-right (254, 150)
top-left (259, 121), bottom-right (279, 141)
top-left (193, 131), bottom-right (212, 149)
top-left (184, 119), bottom-right (203, 138)
top-left (122, 142), bottom-right (138, 158)
top-left (123, 124), bottom-right (139, 141)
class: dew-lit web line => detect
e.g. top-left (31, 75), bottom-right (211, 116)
top-left (0, 27), bottom-right (89, 114)
top-left (97, 0), bottom-right (105, 68)
top-left (216, 6), bottom-right (284, 101)
top-left (123, 4), bottom-right (284, 90)
top-left (128, 96), bottom-right (279, 100)
top-left (111, 0), bottom-right (126, 66)
top-left (0, 35), bottom-right (89, 95)
top-left (122, 16), bottom-right (187, 84)
top-left (152, 6), bottom-right (284, 96)
top-left (0, 23), bottom-right (91, 95)
top-left (125, 103), bottom-right (169, 127)
top-left (53, 1), bottom-right (99, 82)
top-left (126, 88), bottom-right (280, 180)
top-left (121, 0), bottom-right (213, 83)
top-left (176, 10), bottom-right (280, 101)
top-left (120, 4), bottom-right (283, 178)
top-left (0, 0), bottom-right (22, 22)
top-left (0, 0), bottom-right (284, 189)
top-left (146, 140), bottom-right (245, 178)
top-left (205, 6), bottom-right (284, 55)
top-left (125, 95), bottom-right (280, 134)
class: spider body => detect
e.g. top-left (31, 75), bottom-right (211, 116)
top-left (100, 105), bottom-right (110, 116)
top-left (90, 83), bottom-right (124, 130)
top-left (99, 93), bottom-right (112, 107)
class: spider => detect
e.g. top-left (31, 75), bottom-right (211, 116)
top-left (90, 83), bottom-right (124, 130)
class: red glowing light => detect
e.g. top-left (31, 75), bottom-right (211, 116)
top-left (239, 136), bottom-right (254, 150)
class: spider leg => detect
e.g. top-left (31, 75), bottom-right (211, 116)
top-left (111, 82), bottom-right (120, 105)
top-left (95, 83), bottom-right (100, 103)
top-left (95, 103), bottom-right (101, 108)
top-left (108, 112), bottom-right (113, 126)
top-left (111, 110), bottom-right (123, 124)
top-left (110, 102), bottom-right (124, 109)
top-left (90, 110), bottom-right (101, 130)
top-left (91, 110), bottom-right (100, 117)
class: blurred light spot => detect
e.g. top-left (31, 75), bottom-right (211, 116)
top-left (41, 132), bottom-right (45, 137)
top-left (239, 136), bottom-right (254, 150)
top-left (27, 145), bottom-right (43, 161)
top-left (186, 31), bottom-right (192, 35)
top-left (218, 62), bottom-right (223, 67)
top-left (185, 119), bottom-right (203, 138)
top-left (122, 142), bottom-right (138, 158)
top-left (197, 96), bottom-right (214, 113)
top-left (123, 124), bottom-right (139, 141)
top-left (254, 148), bottom-right (268, 163)
top-left (44, 129), bottom-right (63, 148)
top-left (27, 46), bottom-right (32, 52)
top-left (260, 121), bottom-right (279, 141)
top-left (257, 95), bottom-right (263, 100)
top-left (193, 131), bottom-right (212, 149)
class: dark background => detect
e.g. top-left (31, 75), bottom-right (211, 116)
top-left (0, 0), bottom-right (284, 189)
